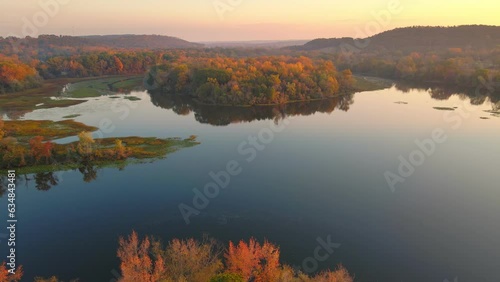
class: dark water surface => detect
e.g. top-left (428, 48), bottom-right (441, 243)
top-left (2, 87), bottom-right (500, 282)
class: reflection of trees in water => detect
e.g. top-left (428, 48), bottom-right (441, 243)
top-left (1, 175), bottom-right (34, 196)
top-left (0, 109), bottom-right (27, 120)
top-left (78, 164), bottom-right (98, 183)
top-left (35, 172), bottom-right (59, 191)
top-left (0, 173), bottom-right (59, 194)
top-left (0, 177), bottom-right (6, 197)
top-left (394, 81), bottom-right (500, 107)
top-left (148, 92), bottom-right (355, 126)
top-left (0, 164), bottom-right (101, 194)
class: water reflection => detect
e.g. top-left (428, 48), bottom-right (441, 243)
top-left (0, 164), bottom-right (100, 193)
top-left (34, 172), bottom-right (59, 191)
top-left (78, 164), bottom-right (98, 183)
top-left (148, 91), bottom-right (355, 126)
top-left (147, 82), bottom-right (500, 126)
top-left (394, 81), bottom-right (500, 106)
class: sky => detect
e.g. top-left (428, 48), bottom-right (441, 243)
top-left (0, 0), bottom-right (499, 42)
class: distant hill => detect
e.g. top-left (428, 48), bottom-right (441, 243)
top-left (79, 34), bottom-right (203, 49)
top-left (287, 25), bottom-right (500, 52)
top-left (202, 40), bottom-right (310, 48)
top-left (1, 34), bottom-right (203, 52)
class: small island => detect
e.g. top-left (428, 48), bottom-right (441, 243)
top-left (146, 56), bottom-right (394, 106)
top-left (0, 118), bottom-right (199, 175)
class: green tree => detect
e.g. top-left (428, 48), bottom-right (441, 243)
top-left (209, 273), bottom-right (244, 282)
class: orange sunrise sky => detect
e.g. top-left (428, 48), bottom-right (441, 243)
top-left (1, 0), bottom-right (499, 41)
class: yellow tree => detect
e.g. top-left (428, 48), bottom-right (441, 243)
top-left (77, 131), bottom-right (95, 160)
top-left (114, 139), bottom-right (128, 160)
top-left (2, 140), bottom-right (26, 168)
top-left (164, 237), bottom-right (222, 282)
top-left (312, 265), bottom-right (354, 282)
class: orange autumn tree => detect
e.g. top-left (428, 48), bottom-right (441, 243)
top-left (42, 141), bottom-right (54, 164)
top-left (29, 136), bottom-right (44, 163)
top-left (117, 231), bottom-right (165, 282)
top-left (0, 55), bottom-right (39, 93)
top-left (312, 265), bottom-right (354, 282)
top-left (225, 238), bottom-right (281, 282)
top-left (115, 232), bottom-right (354, 282)
top-left (0, 262), bottom-right (23, 282)
top-left (29, 136), bottom-right (54, 165)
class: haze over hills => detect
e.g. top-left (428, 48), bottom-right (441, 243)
top-left (0, 34), bottom-right (202, 53)
top-left (287, 25), bottom-right (500, 52)
top-left (201, 40), bottom-right (310, 48)
top-left (79, 34), bottom-right (203, 49)
top-left (2, 25), bottom-right (499, 54)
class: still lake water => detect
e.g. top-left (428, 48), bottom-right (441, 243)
top-left (2, 86), bottom-right (500, 282)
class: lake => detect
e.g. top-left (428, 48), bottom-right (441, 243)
top-left (1, 86), bottom-right (500, 282)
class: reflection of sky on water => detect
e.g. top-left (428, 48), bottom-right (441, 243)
top-left (3, 87), bottom-right (500, 282)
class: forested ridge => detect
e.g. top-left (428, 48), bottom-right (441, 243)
top-left (289, 25), bottom-right (500, 52)
top-left (287, 26), bottom-right (500, 93)
top-left (1, 26), bottom-right (499, 99)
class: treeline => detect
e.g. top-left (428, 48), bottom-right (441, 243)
top-left (0, 48), bottom-right (265, 94)
top-left (150, 56), bottom-right (354, 105)
top-left (1, 47), bottom-right (356, 105)
top-left (0, 48), bottom-right (188, 93)
top-left (324, 47), bottom-right (500, 93)
top-left (0, 55), bottom-right (42, 93)
top-left (38, 51), bottom-right (161, 78)
top-left (289, 25), bottom-right (500, 52)
top-left (111, 232), bottom-right (353, 282)
top-left (287, 26), bottom-right (500, 94)
top-left (3, 27), bottom-right (499, 97)
top-left (0, 34), bottom-right (201, 59)
top-left (1, 232), bottom-right (353, 282)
